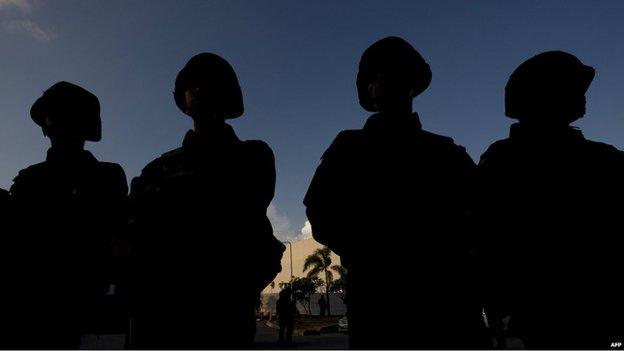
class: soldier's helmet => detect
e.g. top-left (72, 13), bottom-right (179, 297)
top-left (505, 51), bottom-right (595, 124)
top-left (30, 81), bottom-right (101, 141)
top-left (357, 36), bottom-right (432, 112)
top-left (174, 53), bottom-right (244, 119)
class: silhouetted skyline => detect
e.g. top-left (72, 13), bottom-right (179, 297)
top-left (1, 0), bottom-right (623, 240)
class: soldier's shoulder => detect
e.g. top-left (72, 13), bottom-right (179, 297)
top-left (420, 130), bottom-right (472, 157)
top-left (10, 162), bottom-right (49, 195)
top-left (240, 139), bottom-right (274, 159)
top-left (130, 148), bottom-right (184, 195)
top-left (13, 161), bottom-right (49, 183)
top-left (97, 161), bottom-right (126, 177)
top-left (476, 138), bottom-right (519, 169)
top-left (160, 147), bottom-right (186, 161)
top-left (480, 138), bottom-right (514, 162)
top-left (333, 129), bottom-right (366, 150)
top-left (140, 147), bottom-right (185, 176)
top-left (335, 129), bottom-right (365, 143)
top-left (96, 161), bottom-right (128, 193)
top-left (580, 139), bottom-right (624, 169)
top-left (420, 130), bottom-right (455, 144)
top-left (240, 139), bottom-right (270, 149)
top-left (322, 129), bottom-right (365, 160)
top-left (583, 139), bottom-right (624, 157)
top-left (421, 130), bottom-right (455, 147)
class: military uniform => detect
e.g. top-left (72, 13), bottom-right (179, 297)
top-left (6, 148), bottom-right (127, 348)
top-left (305, 112), bottom-right (483, 349)
top-left (128, 125), bottom-right (284, 349)
top-left (476, 51), bottom-right (624, 348)
top-left (0, 81), bottom-right (127, 348)
top-left (477, 123), bottom-right (624, 348)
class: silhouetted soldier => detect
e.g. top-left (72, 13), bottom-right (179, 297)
top-left (318, 295), bottom-right (328, 317)
top-left (476, 51), bottom-right (624, 349)
top-left (304, 36), bottom-right (484, 349)
top-left (276, 289), bottom-right (296, 345)
top-left (4, 81), bottom-right (128, 348)
top-left (128, 53), bottom-right (285, 349)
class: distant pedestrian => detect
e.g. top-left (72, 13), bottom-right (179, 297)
top-left (276, 289), bottom-right (296, 344)
top-left (318, 295), bottom-right (328, 317)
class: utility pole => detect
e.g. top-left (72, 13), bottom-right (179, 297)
top-left (281, 241), bottom-right (294, 280)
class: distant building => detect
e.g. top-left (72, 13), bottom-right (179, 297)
top-left (261, 238), bottom-right (346, 316)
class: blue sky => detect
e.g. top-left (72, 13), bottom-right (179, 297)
top-left (0, 0), bottom-right (623, 241)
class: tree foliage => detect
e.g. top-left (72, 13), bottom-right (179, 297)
top-left (303, 247), bottom-right (334, 283)
top-left (280, 276), bottom-right (322, 316)
top-left (329, 265), bottom-right (347, 302)
top-left (304, 246), bottom-right (338, 315)
top-left (331, 264), bottom-right (347, 279)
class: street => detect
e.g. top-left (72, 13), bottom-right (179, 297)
top-left (79, 322), bottom-right (348, 349)
top-left (255, 322), bottom-right (348, 349)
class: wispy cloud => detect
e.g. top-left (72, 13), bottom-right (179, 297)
top-left (267, 203), bottom-right (312, 242)
top-left (0, 1), bottom-right (54, 42)
top-left (267, 203), bottom-right (296, 241)
top-left (3, 19), bottom-right (54, 42)
top-left (0, 0), bottom-right (33, 13)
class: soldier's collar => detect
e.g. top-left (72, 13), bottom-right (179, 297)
top-left (46, 147), bottom-right (97, 164)
top-left (509, 122), bottom-right (585, 142)
top-left (182, 123), bottom-right (239, 151)
top-left (363, 112), bottom-right (422, 133)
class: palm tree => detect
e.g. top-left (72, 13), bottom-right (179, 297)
top-left (331, 265), bottom-right (347, 279)
top-left (330, 265), bottom-right (347, 303)
top-left (303, 246), bottom-right (334, 316)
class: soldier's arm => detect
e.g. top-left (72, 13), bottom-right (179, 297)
top-left (246, 140), bottom-right (276, 210)
top-left (127, 156), bottom-right (165, 221)
top-left (441, 142), bottom-right (478, 229)
top-left (245, 141), bottom-right (285, 292)
top-left (104, 163), bottom-right (130, 256)
top-left (124, 158), bottom-right (165, 259)
top-left (8, 167), bottom-right (43, 221)
top-left (9, 168), bottom-right (33, 201)
top-left (473, 143), bottom-right (515, 321)
top-left (111, 163), bottom-right (129, 204)
top-left (304, 131), bottom-right (359, 259)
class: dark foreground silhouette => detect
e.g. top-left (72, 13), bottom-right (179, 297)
top-left (127, 53), bottom-right (285, 349)
top-left (304, 36), bottom-right (486, 349)
top-left (1, 82), bottom-right (128, 348)
top-left (475, 51), bottom-right (624, 349)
